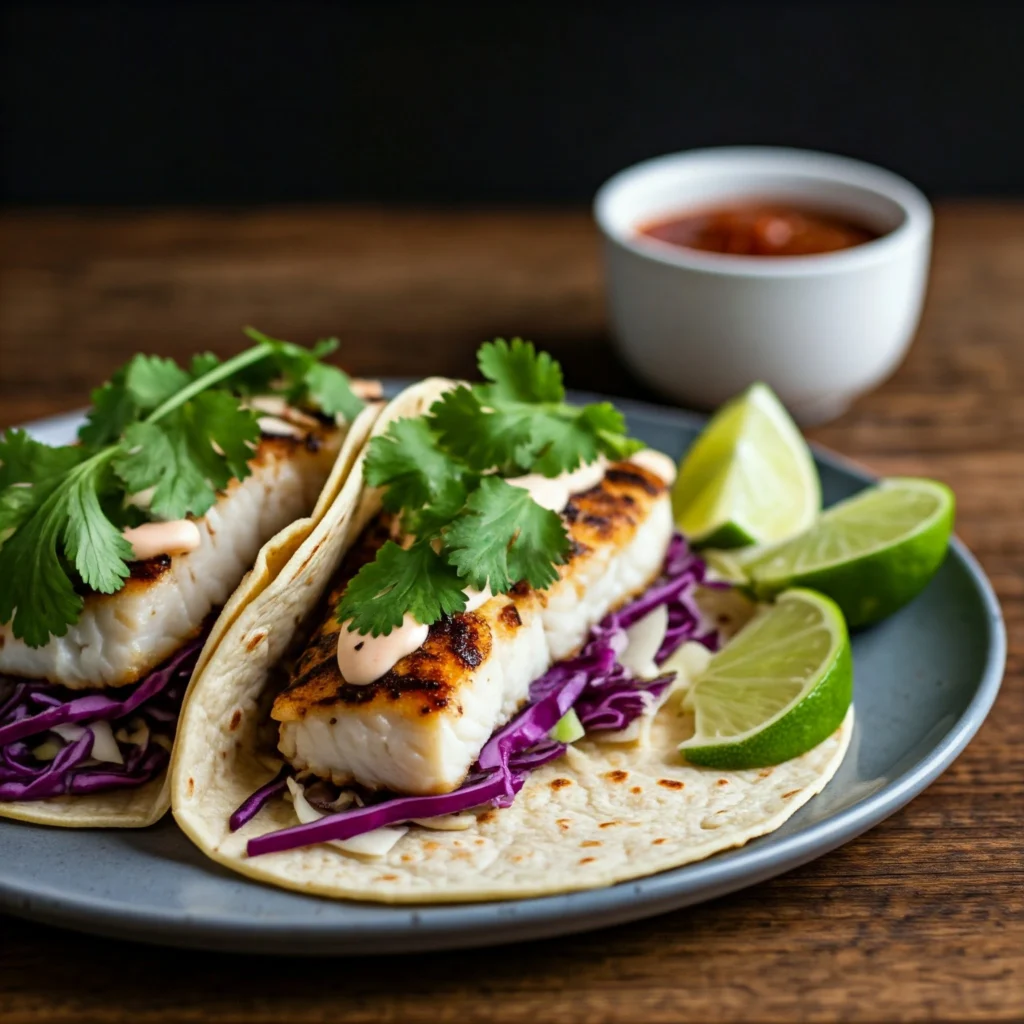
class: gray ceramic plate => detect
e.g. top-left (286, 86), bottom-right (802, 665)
top-left (0, 392), bottom-right (1005, 955)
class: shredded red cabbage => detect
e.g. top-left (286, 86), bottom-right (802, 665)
top-left (242, 533), bottom-right (721, 856)
top-left (246, 770), bottom-right (530, 857)
top-left (228, 766), bottom-right (291, 831)
top-left (0, 637), bottom-right (203, 801)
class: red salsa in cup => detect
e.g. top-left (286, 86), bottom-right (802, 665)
top-left (638, 202), bottom-right (880, 257)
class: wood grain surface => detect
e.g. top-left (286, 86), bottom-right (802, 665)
top-left (0, 204), bottom-right (1021, 1023)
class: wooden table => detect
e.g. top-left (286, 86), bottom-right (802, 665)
top-left (0, 205), bottom-right (1020, 1023)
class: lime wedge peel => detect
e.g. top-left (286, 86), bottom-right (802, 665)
top-left (672, 383), bottom-right (820, 550)
top-left (680, 589), bottom-right (853, 769)
top-left (742, 478), bottom-right (955, 628)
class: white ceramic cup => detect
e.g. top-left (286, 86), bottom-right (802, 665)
top-left (594, 147), bottom-right (933, 424)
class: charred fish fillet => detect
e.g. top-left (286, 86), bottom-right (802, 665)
top-left (273, 463), bottom-right (673, 795)
top-left (0, 424), bottom-right (345, 689)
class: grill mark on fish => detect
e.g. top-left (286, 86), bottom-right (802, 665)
top-left (498, 603), bottom-right (522, 630)
top-left (567, 539), bottom-right (590, 560)
top-left (605, 467), bottom-right (662, 495)
top-left (126, 555), bottom-right (172, 584)
top-left (439, 615), bottom-right (486, 669)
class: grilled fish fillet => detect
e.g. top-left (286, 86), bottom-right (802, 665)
top-left (274, 463), bottom-right (673, 795)
top-left (0, 426), bottom-right (344, 689)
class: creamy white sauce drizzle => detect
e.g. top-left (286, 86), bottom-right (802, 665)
top-left (350, 378), bottom-right (384, 401)
top-left (628, 448), bottom-right (677, 485)
top-left (505, 455), bottom-right (608, 513)
top-left (337, 613), bottom-right (429, 686)
top-left (122, 520), bottom-right (202, 561)
top-left (337, 588), bottom-right (493, 687)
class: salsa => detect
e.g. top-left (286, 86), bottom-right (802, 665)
top-left (638, 202), bottom-right (880, 257)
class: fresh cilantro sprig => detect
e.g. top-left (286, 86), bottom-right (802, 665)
top-left (0, 329), bottom-right (362, 647)
top-left (336, 338), bottom-right (643, 636)
top-left (430, 338), bottom-right (642, 476)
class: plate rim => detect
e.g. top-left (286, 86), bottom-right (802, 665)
top-left (0, 393), bottom-right (1006, 954)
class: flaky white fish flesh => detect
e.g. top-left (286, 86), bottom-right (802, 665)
top-left (0, 429), bottom-right (344, 689)
top-left (274, 462), bottom-right (673, 795)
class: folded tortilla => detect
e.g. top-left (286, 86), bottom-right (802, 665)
top-left (0, 400), bottom-right (384, 829)
top-left (171, 379), bottom-right (853, 901)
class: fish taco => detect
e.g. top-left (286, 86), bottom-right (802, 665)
top-left (0, 330), bottom-right (380, 827)
top-left (171, 342), bottom-right (853, 901)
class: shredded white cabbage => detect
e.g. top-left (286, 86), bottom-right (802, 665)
top-left (53, 721), bottom-right (124, 765)
top-left (601, 640), bottom-right (713, 746)
top-left (410, 813), bottom-right (475, 831)
top-left (285, 777), bottom-right (406, 857)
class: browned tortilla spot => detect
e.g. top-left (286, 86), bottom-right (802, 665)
top-left (245, 631), bottom-right (266, 652)
top-left (658, 779), bottom-right (684, 790)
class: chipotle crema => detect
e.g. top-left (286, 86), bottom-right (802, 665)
top-left (638, 202), bottom-right (880, 257)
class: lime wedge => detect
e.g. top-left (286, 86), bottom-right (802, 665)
top-left (680, 589), bottom-right (852, 769)
top-left (672, 383), bottom-right (820, 549)
top-left (742, 478), bottom-right (955, 628)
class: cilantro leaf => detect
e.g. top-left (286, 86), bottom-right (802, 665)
top-left (79, 370), bottom-right (138, 448)
top-left (0, 453), bottom-right (130, 646)
top-left (0, 431), bottom-right (88, 536)
top-left (189, 352), bottom-right (222, 378)
top-left (125, 355), bottom-right (193, 412)
top-left (115, 393), bottom-right (260, 520)
top-left (61, 461), bottom-right (135, 594)
top-left (0, 429), bottom-right (85, 491)
top-left (528, 402), bottom-right (644, 475)
top-left (0, 486), bottom-right (37, 540)
top-left (584, 402), bottom-right (646, 460)
top-left (444, 476), bottom-right (570, 592)
top-left (477, 338), bottom-right (564, 404)
top-left (529, 409), bottom-right (603, 476)
top-left (185, 390), bottom-right (260, 484)
top-left (0, 507), bottom-right (84, 646)
top-left (428, 386), bottom-right (535, 474)
top-left (364, 417), bottom-right (460, 514)
top-left (242, 327), bottom-right (363, 421)
top-left (405, 476), bottom-right (473, 539)
top-left (336, 540), bottom-right (467, 636)
top-left (428, 341), bottom-right (640, 477)
top-left (303, 360), bottom-right (364, 421)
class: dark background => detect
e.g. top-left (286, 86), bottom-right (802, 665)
top-left (3, 2), bottom-right (1023, 205)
